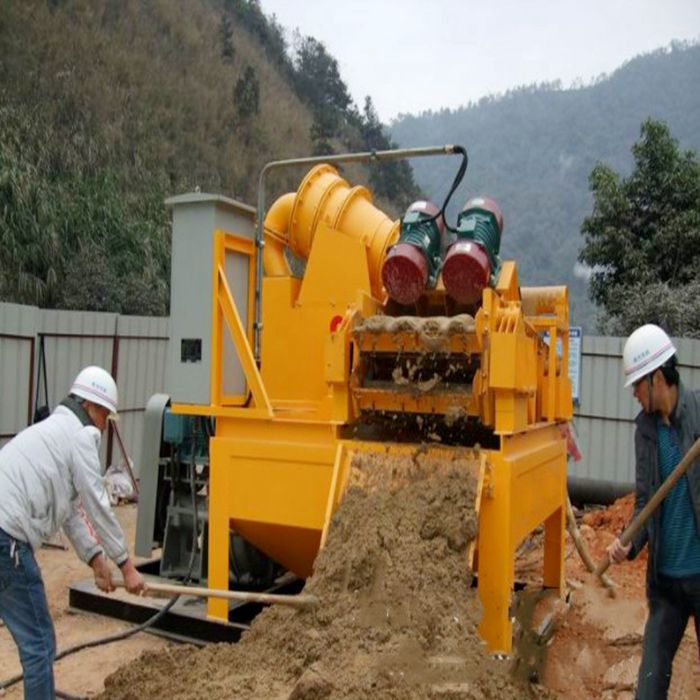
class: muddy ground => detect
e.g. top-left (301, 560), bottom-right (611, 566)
top-left (527, 494), bottom-right (699, 699)
top-left (101, 449), bottom-right (546, 700)
top-left (0, 505), bottom-right (170, 699)
top-left (0, 486), bottom-right (698, 698)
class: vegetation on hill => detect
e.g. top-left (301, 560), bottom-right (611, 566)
top-left (2, 2), bottom-right (698, 331)
top-left (579, 119), bottom-right (700, 337)
top-left (390, 42), bottom-right (700, 331)
top-left (0, 0), bottom-right (418, 313)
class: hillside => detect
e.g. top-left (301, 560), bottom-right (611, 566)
top-left (390, 42), bottom-right (700, 330)
top-left (1, 2), bottom-right (697, 327)
top-left (0, 0), bottom-right (417, 313)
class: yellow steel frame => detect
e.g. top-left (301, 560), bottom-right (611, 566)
top-left (476, 423), bottom-right (566, 652)
top-left (211, 230), bottom-right (272, 416)
top-left (352, 387), bottom-right (477, 416)
top-left (207, 418), bottom-right (339, 620)
top-left (178, 168), bottom-right (572, 655)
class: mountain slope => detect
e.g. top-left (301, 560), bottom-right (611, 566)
top-left (390, 43), bottom-right (700, 330)
top-left (0, 0), bottom-right (418, 312)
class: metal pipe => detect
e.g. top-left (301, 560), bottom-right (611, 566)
top-left (254, 144), bottom-right (461, 361)
top-left (567, 476), bottom-right (634, 506)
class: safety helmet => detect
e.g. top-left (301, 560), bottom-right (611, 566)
top-left (622, 324), bottom-right (676, 388)
top-left (70, 366), bottom-right (118, 414)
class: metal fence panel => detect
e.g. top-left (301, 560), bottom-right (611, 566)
top-left (0, 304), bottom-right (40, 447)
top-left (115, 315), bottom-right (169, 474)
top-left (0, 304), bottom-right (168, 471)
top-left (39, 308), bottom-right (117, 411)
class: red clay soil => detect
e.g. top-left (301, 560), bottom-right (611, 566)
top-left (101, 450), bottom-right (551, 700)
top-left (541, 494), bottom-right (699, 700)
top-left (578, 494), bottom-right (648, 588)
top-left (582, 493), bottom-right (636, 534)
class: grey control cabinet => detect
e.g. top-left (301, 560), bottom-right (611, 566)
top-left (165, 193), bottom-right (255, 406)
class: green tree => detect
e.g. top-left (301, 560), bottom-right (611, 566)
top-left (359, 96), bottom-right (420, 203)
top-left (224, 0), bottom-right (290, 74)
top-left (293, 35), bottom-right (351, 116)
top-left (220, 13), bottom-right (234, 64)
top-left (292, 35), bottom-right (352, 152)
top-left (233, 65), bottom-right (260, 121)
top-left (58, 240), bottom-right (122, 312)
top-left (0, 106), bottom-right (61, 305)
top-left (579, 119), bottom-right (700, 335)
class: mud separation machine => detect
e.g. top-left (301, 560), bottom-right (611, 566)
top-left (134, 146), bottom-right (573, 653)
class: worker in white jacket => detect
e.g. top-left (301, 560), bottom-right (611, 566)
top-left (0, 366), bottom-right (145, 700)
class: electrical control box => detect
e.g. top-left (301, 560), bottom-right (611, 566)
top-left (165, 193), bottom-right (255, 405)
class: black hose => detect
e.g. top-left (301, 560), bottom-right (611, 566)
top-left (0, 440), bottom-right (203, 698)
top-left (568, 476), bottom-right (634, 506)
top-left (438, 145), bottom-right (468, 234)
top-left (405, 145), bottom-right (468, 234)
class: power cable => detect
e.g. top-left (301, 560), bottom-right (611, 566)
top-left (405, 145), bottom-right (469, 233)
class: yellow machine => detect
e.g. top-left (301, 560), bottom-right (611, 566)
top-left (172, 148), bottom-right (573, 654)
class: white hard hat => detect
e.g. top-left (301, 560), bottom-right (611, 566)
top-left (70, 366), bottom-right (118, 414)
top-left (622, 324), bottom-right (676, 388)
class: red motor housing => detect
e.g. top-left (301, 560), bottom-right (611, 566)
top-left (441, 240), bottom-right (491, 305)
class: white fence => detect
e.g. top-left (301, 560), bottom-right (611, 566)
top-left (3, 301), bottom-right (700, 488)
top-left (0, 302), bottom-right (168, 474)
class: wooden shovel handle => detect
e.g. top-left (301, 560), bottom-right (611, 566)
top-left (595, 436), bottom-right (700, 578)
top-left (115, 580), bottom-right (319, 610)
top-left (566, 496), bottom-right (617, 595)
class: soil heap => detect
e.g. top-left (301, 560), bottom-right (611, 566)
top-left (103, 449), bottom-right (550, 699)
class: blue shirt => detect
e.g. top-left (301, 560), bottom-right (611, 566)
top-left (657, 419), bottom-right (700, 577)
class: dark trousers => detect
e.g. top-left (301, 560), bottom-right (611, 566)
top-left (637, 573), bottom-right (700, 700)
top-left (0, 528), bottom-right (56, 700)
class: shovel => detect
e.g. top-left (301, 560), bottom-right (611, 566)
top-left (115, 579), bottom-right (319, 610)
top-left (594, 436), bottom-right (700, 580)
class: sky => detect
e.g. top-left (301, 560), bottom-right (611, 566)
top-left (260, 0), bottom-right (700, 123)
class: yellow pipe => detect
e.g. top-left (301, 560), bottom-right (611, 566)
top-left (263, 192), bottom-right (294, 276)
top-left (521, 286), bottom-right (568, 318)
top-left (263, 165), bottom-right (400, 299)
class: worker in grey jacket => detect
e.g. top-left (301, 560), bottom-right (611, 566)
top-left (608, 325), bottom-right (700, 700)
top-left (0, 366), bottom-right (145, 700)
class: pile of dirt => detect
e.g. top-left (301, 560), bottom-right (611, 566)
top-left (581, 493), bottom-right (635, 534)
top-left (576, 494), bottom-right (647, 588)
top-left (102, 450), bottom-right (549, 700)
top-left (542, 493), bottom-right (700, 699)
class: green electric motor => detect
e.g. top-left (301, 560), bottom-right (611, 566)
top-left (442, 196), bottom-right (504, 304)
top-left (381, 200), bottom-right (445, 305)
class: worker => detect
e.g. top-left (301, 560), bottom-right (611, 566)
top-left (0, 365), bottom-right (145, 699)
top-left (607, 324), bottom-right (700, 700)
